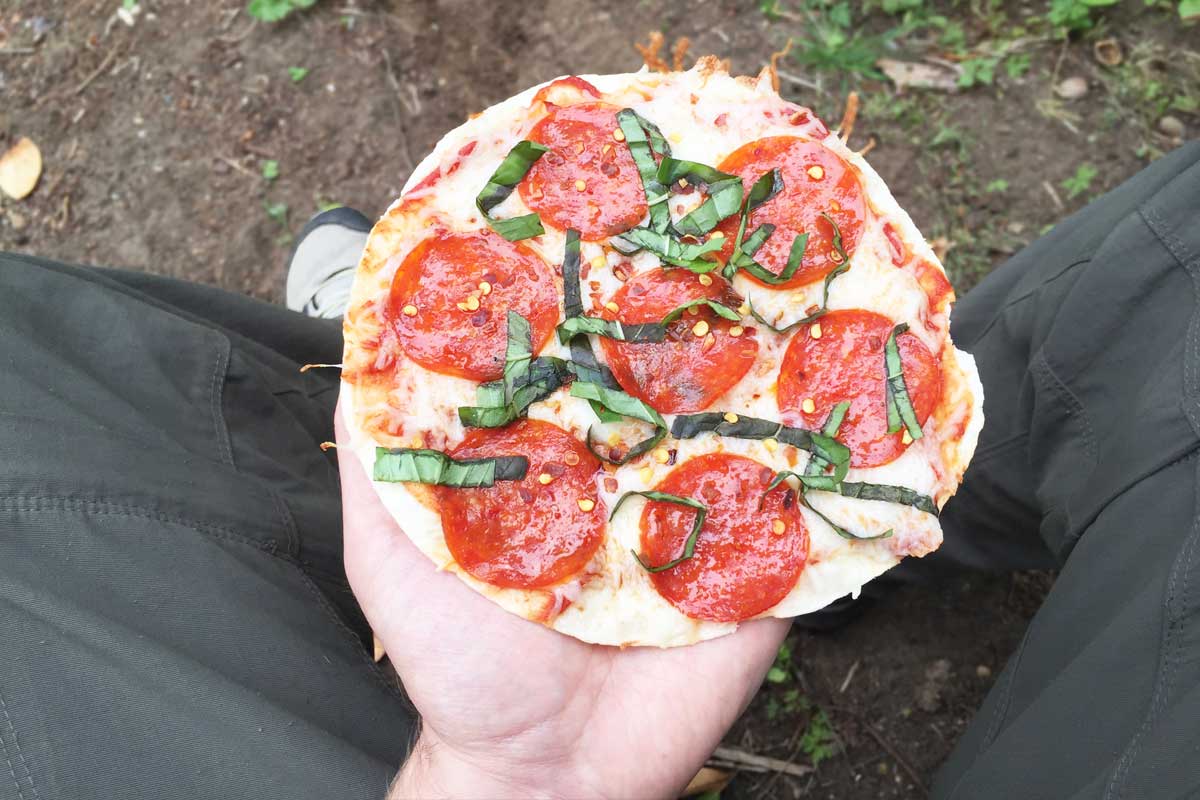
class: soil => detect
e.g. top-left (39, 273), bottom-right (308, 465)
top-left (1, 1), bottom-right (1194, 797)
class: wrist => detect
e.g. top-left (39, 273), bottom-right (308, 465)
top-left (390, 733), bottom-right (550, 800)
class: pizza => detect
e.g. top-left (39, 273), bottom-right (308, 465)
top-left (338, 58), bottom-right (984, 648)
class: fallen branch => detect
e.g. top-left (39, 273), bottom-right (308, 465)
top-left (707, 746), bottom-right (814, 778)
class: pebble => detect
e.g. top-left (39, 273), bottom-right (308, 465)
top-left (1055, 76), bottom-right (1089, 100)
top-left (7, 210), bottom-right (27, 231)
top-left (976, 664), bottom-right (993, 678)
top-left (1158, 116), bottom-right (1185, 139)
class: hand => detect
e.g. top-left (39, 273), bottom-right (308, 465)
top-left (336, 408), bottom-right (788, 799)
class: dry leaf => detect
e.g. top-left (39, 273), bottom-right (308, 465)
top-left (876, 58), bottom-right (960, 92)
top-left (1093, 38), bottom-right (1122, 67)
top-left (683, 767), bottom-right (732, 796)
top-left (0, 137), bottom-right (43, 200)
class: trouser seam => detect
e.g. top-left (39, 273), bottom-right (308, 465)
top-left (0, 495), bottom-right (407, 706)
top-left (1103, 181), bottom-right (1200, 800)
top-left (958, 257), bottom-right (1092, 351)
top-left (0, 689), bottom-right (37, 800)
top-left (1033, 349), bottom-right (1098, 464)
top-left (1103, 453), bottom-right (1200, 799)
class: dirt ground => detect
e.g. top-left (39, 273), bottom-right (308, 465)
top-left (2, 0), bottom-right (1195, 797)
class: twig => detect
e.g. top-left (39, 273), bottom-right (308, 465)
top-left (215, 20), bottom-right (257, 45)
top-left (242, 142), bottom-right (275, 159)
top-left (707, 746), bottom-right (814, 778)
top-left (1041, 179), bottom-right (1065, 212)
top-left (217, 156), bottom-right (257, 178)
top-left (864, 727), bottom-right (927, 796)
top-left (838, 659), bottom-right (861, 693)
top-left (73, 47), bottom-right (120, 96)
top-left (1048, 36), bottom-right (1070, 90)
top-left (775, 69), bottom-right (827, 95)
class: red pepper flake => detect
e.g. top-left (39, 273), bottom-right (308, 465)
top-left (603, 477), bottom-right (619, 493)
top-left (714, 112), bottom-right (728, 127)
top-left (544, 462), bottom-right (566, 478)
top-left (666, 449), bottom-right (678, 466)
top-left (518, 486), bottom-right (534, 504)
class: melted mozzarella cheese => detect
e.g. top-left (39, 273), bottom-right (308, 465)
top-left (341, 63), bottom-right (983, 647)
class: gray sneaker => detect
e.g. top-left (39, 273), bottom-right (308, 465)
top-left (285, 207), bottom-right (373, 318)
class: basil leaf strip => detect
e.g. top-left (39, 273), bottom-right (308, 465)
top-left (801, 401), bottom-right (852, 490)
top-left (657, 157), bottom-right (744, 237)
top-left (476, 140), bottom-right (549, 241)
top-left (616, 109), bottom-right (673, 234)
top-left (731, 226), bottom-right (810, 286)
top-left (570, 381), bottom-right (668, 464)
top-left (884, 323), bottom-right (924, 440)
top-left (805, 493), bottom-right (893, 541)
top-left (558, 229), bottom-right (625, 423)
top-left (669, 412), bottom-right (849, 467)
top-left (459, 312), bottom-right (570, 428)
top-left (743, 212), bottom-right (853, 331)
top-left (611, 227), bottom-right (725, 272)
top-left (723, 169), bottom-right (783, 280)
top-left (612, 490), bottom-right (707, 573)
top-left (837, 482), bottom-right (938, 516)
top-left (557, 315), bottom-right (666, 344)
top-left (660, 298), bottom-right (741, 326)
top-left (373, 447), bottom-right (529, 487)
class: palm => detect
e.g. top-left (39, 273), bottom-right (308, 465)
top-left (337, 412), bottom-right (787, 798)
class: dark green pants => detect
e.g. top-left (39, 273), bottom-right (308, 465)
top-left (2, 141), bottom-right (1198, 799)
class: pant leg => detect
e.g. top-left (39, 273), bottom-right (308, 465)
top-left (929, 142), bottom-right (1200, 798)
top-left (0, 256), bottom-right (416, 800)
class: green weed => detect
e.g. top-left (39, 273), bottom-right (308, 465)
top-left (288, 66), bottom-right (309, 83)
top-left (1046, 0), bottom-right (1119, 33)
top-left (247, 0), bottom-right (316, 23)
top-left (958, 57), bottom-right (999, 88)
top-left (800, 708), bottom-right (839, 767)
top-left (261, 159), bottom-right (280, 181)
top-left (1061, 163), bottom-right (1098, 198)
top-left (766, 641), bottom-right (794, 684)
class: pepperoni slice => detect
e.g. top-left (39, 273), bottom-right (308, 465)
top-left (437, 419), bottom-right (603, 590)
top-left (599, 269), bottom-right (759, 414)
top-left (519, 102), bottom-right (647, 241)
top-left (640, 453), bottom-right (808, 622)
top-left (714, 136), bottom-right (865, 289)
top-left (777, 309), bottom-right (941, 468)
top-left (388, 229), bottom-right (559, 381)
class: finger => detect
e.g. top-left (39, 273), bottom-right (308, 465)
top-left (334, 403), bottom-right (579, 664)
